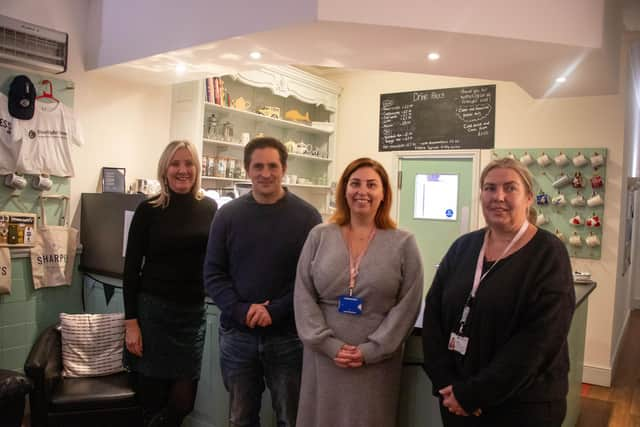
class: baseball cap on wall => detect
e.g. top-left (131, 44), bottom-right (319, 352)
top-left (9, 75), bottom-right (36, 120)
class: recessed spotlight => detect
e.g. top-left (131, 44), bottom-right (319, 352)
top-left (427, 52), bottom-right (440, 61)
top-left (175, 63), bottom-right (186, 74)
top-left (556, 76), bottom-right (567, 83)
top-left (249, 51), bottom-right (262, 60)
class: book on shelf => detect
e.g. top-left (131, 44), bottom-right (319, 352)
top-left (213, 77), bottom-right (220, 105)
top-left (206, 78), bottom-right (215, 103)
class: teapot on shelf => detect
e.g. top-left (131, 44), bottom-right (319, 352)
top-left (295, 141), bottom-right (313, 155)
top-left (232, 97), bottom-right (251, 111)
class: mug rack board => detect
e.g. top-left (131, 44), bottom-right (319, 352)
top-left (493, 148), bottom-right (607, 260)
top-left (0, 67), bottom-right (74, 244)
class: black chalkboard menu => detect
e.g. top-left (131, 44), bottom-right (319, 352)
top-left (379, 84), bottom-right (495, 151)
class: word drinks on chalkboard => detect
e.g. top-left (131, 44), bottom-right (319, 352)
top-left (379, 85), bottom-right (495, 151)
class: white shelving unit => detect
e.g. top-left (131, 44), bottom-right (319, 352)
top-left (170, 66), bottom-right (341, 214)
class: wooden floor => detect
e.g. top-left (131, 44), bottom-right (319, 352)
top-left (577, 310), bottom-right (640, 427)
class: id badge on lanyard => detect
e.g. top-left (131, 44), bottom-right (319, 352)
top-left (338, 227), bottom-right (376, 316)
top-left (448, 221), bottom-right (529, 356)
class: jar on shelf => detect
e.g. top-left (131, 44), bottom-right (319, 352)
top-left (226, 158), bottom-right (236, 178)
top-left (222, 121), bottom-right (234, 142)
top-left (201, 156), bottom-right (208, 176)
top-left (207, 157), bottom-right (216, 177)
top-left (206, 113), bottom-right (218, 139)
top-left (215, 157), bottom-right (227, 177)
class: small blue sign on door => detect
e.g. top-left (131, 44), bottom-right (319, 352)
top-left (445, 209), bottom-right (454, 218)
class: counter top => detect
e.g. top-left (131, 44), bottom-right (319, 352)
top-left (574, 282), bottom-right (596, 308)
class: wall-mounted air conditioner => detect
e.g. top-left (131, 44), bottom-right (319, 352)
top-left (0, 14), bottom-right (68, 74)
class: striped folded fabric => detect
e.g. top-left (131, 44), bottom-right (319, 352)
top-left (59, 312), bottom-right (125, 377)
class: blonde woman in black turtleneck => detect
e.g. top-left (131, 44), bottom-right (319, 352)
top-left (123, 140), bottom-right (217, 427)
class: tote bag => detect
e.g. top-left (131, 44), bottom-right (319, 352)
top-left (30, 197), bottom-right (78, 289)
top-left (0, 247), bottom-right (11, 295)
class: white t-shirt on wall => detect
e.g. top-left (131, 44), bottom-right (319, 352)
top-left (13, 100), bottom-right (84, 177)
top-left (0, 93), bottom-right (19, 175)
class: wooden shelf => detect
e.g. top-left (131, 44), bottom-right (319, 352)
top-left (205, 103), bottom-right (334, 135)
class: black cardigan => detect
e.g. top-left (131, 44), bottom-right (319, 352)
top-left (422, 228), bottom-right (575, 413)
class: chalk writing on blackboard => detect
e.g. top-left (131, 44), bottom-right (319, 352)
top-left (379, 85), bottom-right (495, 151)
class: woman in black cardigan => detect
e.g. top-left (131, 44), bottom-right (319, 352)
top-left (422, 158), bottom-right (575, 427)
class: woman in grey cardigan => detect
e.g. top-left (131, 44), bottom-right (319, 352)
top-left (294, 158), bottom-right (424, 426)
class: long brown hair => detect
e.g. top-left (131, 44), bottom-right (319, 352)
top-left (330, 158), bottom-right (396, 229)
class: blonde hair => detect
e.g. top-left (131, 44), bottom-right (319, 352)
top-left (480, 158), bottom-right (534, 196)
top-left (330, 157), bottom-right (396, 229)
top-left (151, 140), bottom-right (203, 208)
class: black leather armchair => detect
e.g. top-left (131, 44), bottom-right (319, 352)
top-left (0, 369), bottom-right (32, 427)
top-left (24, 324), bottom-right (142, 427)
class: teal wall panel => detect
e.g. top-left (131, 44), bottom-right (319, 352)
top-left (0, 256), bottom-right (83, 372)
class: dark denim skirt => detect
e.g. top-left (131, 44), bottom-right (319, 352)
top-left (124, 292), bottom-right (206, 379)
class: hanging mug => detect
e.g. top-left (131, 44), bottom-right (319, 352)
top-left (590, 152), bottom-right (604, 168)
top-left (537, 152), bottom-right (552, 167)
top-left (32, 174), bottom-right (53, 191)
top-left (552, 174), bottom-right (570, 188)
top-left (585, 213), bottom-right (601, 228)
top-left (569, 233), bottom-right (582, 247)
top-left (520, 152), bottom-right (534, 166)
top-left (591, 174), bottom-right (603, 188)
top-left (551, 193), bottom-right (566, 206)
top-left (505, 152), bottom-right (516, 160)
top-left (555, 229), bottom-right (566, 242)
top-left (570, 193), bottom-right (586, 207)
top-left (587, 192), bottom-right (603, 207)
top-left (585, 233), bottom-right (601, 248)
top-left (572, 172), bottom-right (584, 189)
top-left (3, 173), bottom-right (27, 190)
top-left (572, 152), bottom-right (588, 167)
top-left (536, 212), bottom-right (548, 226)
top-left (570, 214), bottom-right (583, 226)
top-left (554, 152), bottom-right (570, 167)
top-left (536, 191), bottom-right (550, 205)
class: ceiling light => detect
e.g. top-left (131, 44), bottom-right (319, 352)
top-left (175, 63), bottom-right (186, 74)
top-left (249, 51), bottom-right (262, 60)
top-left (556, 76), bottom-right (567, 83)
top-left (427, 52), bottom-right (440, 61)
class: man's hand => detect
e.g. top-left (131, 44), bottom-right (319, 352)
top-left (125, 318), bottom-right (143, 357)
top-left (334, 344), bottom-right (364, 368)
top-left (246, 301), bottom-right (272, 328)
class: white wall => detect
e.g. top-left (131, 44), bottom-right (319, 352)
top-left (0, 0), bottom-right (172, 226)
top-left (328, 68), bottom-right (625, 385)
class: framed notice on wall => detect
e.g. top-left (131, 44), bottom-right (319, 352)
top-left (101, 167), bottom-right (126, 193)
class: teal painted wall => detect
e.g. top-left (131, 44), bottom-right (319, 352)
top-left (0, 255), bottom-right (83, 371)
top-left (0, 67), bottom-right (82, 372)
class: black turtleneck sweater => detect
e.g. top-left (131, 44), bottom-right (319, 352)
top-left (123, 191), bottom-right (217, 319)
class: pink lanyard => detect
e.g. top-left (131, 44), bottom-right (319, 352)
top-left (347, 227), bottom-right (377, 296)
top-left (457, 221), bottom-right (529, 333)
